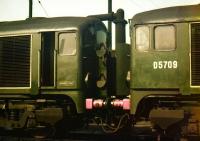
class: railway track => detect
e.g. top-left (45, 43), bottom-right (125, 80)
top-left (0, 129), bottom-right (156, 141)
top-left (0, 136), bottom-right (156, 141)
top-left (0, 135), bottom-right (199, 141)
top-left (0, 128), bottom-right (199, 141)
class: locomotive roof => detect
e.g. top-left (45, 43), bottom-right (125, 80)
top-left (0, 17), bottom-right (101, 35)
top-left (131, 4), bottom-right (200, 25)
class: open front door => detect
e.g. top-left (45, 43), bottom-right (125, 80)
top-left (57, 32), bottom-right (78, 89)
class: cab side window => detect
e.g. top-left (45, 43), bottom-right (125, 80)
top-left (59, 32), bottom-right (77, 55)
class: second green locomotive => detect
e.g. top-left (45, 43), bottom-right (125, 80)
top-left (130, 4), bottom-right (200, 137)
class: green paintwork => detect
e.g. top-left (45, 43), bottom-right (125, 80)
top-left (0, 17), bottom-right (107, 114)
top-left (131, 23), bottom-right (190, 91)
top-left (130, 4), bottom-right (200, 114)
top-left (115, 43), bottom-right (130, 96)
top-left (132, 50), bottom-right (179, 89)
top-left (40, 90), bottom-right (85, 113)
top-left (31, 33), bottom-right (41, 95)
top-left (56, 32), bottom-right (79, 89)
top-left (131, 4), bottom-right (200, 26)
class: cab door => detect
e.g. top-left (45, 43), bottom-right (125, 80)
top-left (57, 32), bottom-right (78, 89)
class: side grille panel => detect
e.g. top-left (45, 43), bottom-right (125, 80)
top-left (191, 23), bottom-right (200, 86)
top-left (0, 35), bottom-right (30, 87)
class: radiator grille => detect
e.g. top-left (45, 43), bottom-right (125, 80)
top-left (191, 23), bottom-right (200, 86)
top-left (0, 35), bottom-right (30, 87)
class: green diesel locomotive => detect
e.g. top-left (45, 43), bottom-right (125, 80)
top-left (0, 9), bottom-right (130, 136)
top-left (0, 16), bottom-right (109, 129)
top-left (0, 3), bottom-right (200, 140)
top-left (130, 4), bottom-right (200, 138)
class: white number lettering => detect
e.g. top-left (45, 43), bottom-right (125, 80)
top-left (168, 61), bottom-right (172, 69)
top-left (153, 61), bottom-right (158, 69)
top-left (173, 61), bottom-right (178, 68)
top-left (158, 61), bottom-right (163, 69)
top-left (153, 61), bottom-right (178, 69)
top-left (163, 61), bottom-right (167, 69)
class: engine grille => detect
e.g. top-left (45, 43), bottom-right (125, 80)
top-left (191, 23), bottom-right (200, 86)
top-left (0, 35), bottom-right (30, 87)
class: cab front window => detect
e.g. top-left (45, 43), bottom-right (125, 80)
top-left (96, 30), bottom-right (107, 45)
top-left (155, 25), bottom-right (175, 51)
top-left (135, 26), bottom-right (150, 51)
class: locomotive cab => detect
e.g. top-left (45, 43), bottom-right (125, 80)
top-left (131, 24), bottom-right (179, 90)
top-left (130, 4), bottom-right (200, 137)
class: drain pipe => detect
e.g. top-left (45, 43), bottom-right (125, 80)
top-left (29, 0), bottom-right (33, 19)
top-left (108, 0), bottom-right (112, 49)
top-left (114, 9), bottom-right (129, 96)
top-left (114, 9), bottom-right (127, 44)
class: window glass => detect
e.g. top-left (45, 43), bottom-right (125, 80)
top-left (155, 25), bottom-right (175, 51)
top-left (59, 32), bottom-right (76, 55)
top-left (136, 26), bottom-right (149, 51)
top-left (96, 30), bottom-right (106, 44)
